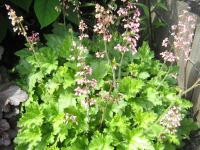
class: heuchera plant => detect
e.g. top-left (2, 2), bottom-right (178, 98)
top-left (5, 1), bottom-right (198, 150)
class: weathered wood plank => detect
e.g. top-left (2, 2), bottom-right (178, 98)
top-left (156, 0), bottom-right (200, 122)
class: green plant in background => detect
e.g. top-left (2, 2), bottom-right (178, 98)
top-left (136, 0), bottom-right (168, 46)
top-left (3, 0), bottom-right (199, 150)
top-left (0, 0), bottom-right (80, 43)
top-left (0, 0), bottom-right (167, 44)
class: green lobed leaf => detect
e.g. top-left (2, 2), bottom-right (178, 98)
top-left (179, 118), bottom-right (198, 137)
top-left (146, 87), bottom-right (162, 106)
top-left (128, 134), bottom-right (155, 150)
top-left (18, 102), bottom-right (44, 127)
top-left (58, 92), bottom-right (76, 112)
top-left (107, 114), bottom-right (130, 135)
top-left (138, 72), bottom-right (150, 79)
top-left (15, 127), bottom-right (42, 149)
top-left (119, 76), bottom-right (144, 99)
top-left (89, 132), bottom-right (114, 150)
top-left (52, 114), bottom-right (68, 142)
top-left (134, 111), bottom-right (157, 128)
top-left (90, 60), bottom-right (110, 81)
top-left (45, 32), bottom-right (72, 58)
top-left (138, 42), bottom-right (154, 61)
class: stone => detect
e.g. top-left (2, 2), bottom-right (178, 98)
top-left (7, 117), bottom-right (17, 129)
top-left (0, 46), bottom-right (4, 61)
top-left (0, 132), bottom-right (11, 146)
top-left (0, 111), bottom-right (2, 119)
top-left (4, 107), bottom-right (19, 119)
top-left (7, 129), bottom-right (17, 139)
top-left (0, 145), bottom-right (14, 150)
top-left (0, 119), bottom-right (10, 133)
top-left (0, 85), bottom-right (28, 106)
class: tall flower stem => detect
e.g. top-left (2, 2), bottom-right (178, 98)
top-left (86, 99), bottom-right (90, 133)
top-left (118, 53), bottom-right (124, 81)
top-left (19, 22), bottom-right (38, 62)
top-left (19, 24), bottom-right (33, 51)
top-left (104, 41), bottom-right (116, 88)
top-left (19, 22), bottom-right (39, 63)
top-left (156, 63), bottom-right (171, 90)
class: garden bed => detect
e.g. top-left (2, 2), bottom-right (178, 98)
top-left (0, 0), bottom-right (200, 150)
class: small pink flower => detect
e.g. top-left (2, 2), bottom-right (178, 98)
top-left (160, 51), bottom-right (178, 62)
top-left (74, 86), bottom-right (89, 96)
top-left (162, 38), bottom-right (168, 47)
top-left (79, 20), bottom-right (88, 40)
top-left (28, 32), bottom-right (40, 43)
top-left (171, 25), bottom-right (177, 30)
top-left (117, 8), bottom-right (128, 16)
top-left (84, 65), bottom-right (93, 75)
top-left (76, 77), bottom-right (88, 85)
top-left (114, 44), bottom-right (129, 53)
top-left (95, 52), bottom-right (105, 58)
top-left (89, 79), bottom-right (97, 87)
top-left (79, 20), bottom-right (87, 31)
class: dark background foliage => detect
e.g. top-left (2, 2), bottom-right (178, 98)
top-left (0, 0), bottom-right (167, 68)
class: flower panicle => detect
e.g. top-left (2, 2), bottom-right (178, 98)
top-left (79, 20), bottom-right (89, 40)
top-left (160, 106), bottom-right (182, 134)
top-left (5, 4), bottom-right (40, 51)
top-left (115, 3), bottom-right (141, 55)
top-left (73, 43), bottom-right (97, 97)
top-left (161, 9), bottom-right (196, 62)
top-left (5, 4), bottom-right (28, 37)
top-left (93, 4), bottom-right (114, 42)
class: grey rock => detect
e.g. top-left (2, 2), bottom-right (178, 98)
top-left (1, 105), bottom-right (10, 113)
top-left (0, 145), bottom-right (14, 150)
top-left (0, 119), bottom-right (10, 133)
top-left (0, 85), bottom-right (28, 112)
top-left (0, 46), bottom-right (4, 61)
top-left (0, 67), bottom-right (10, 86)
top-left (0, 132), bottom-right (11, 146)
top-left (0, 111), bottom-right (2, 119)
top-left (7, 129), bottom-right (17, 139)
top-left (7, 117), bottom-right (17, 129)
top-left (4, 108), bottom-right (19, 119)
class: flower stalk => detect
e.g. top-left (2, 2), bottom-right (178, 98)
top-left (104, 41), bottom-right (117, 88)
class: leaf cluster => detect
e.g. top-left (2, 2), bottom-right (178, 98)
top-left (14, 24), bottom-right (198, 150)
